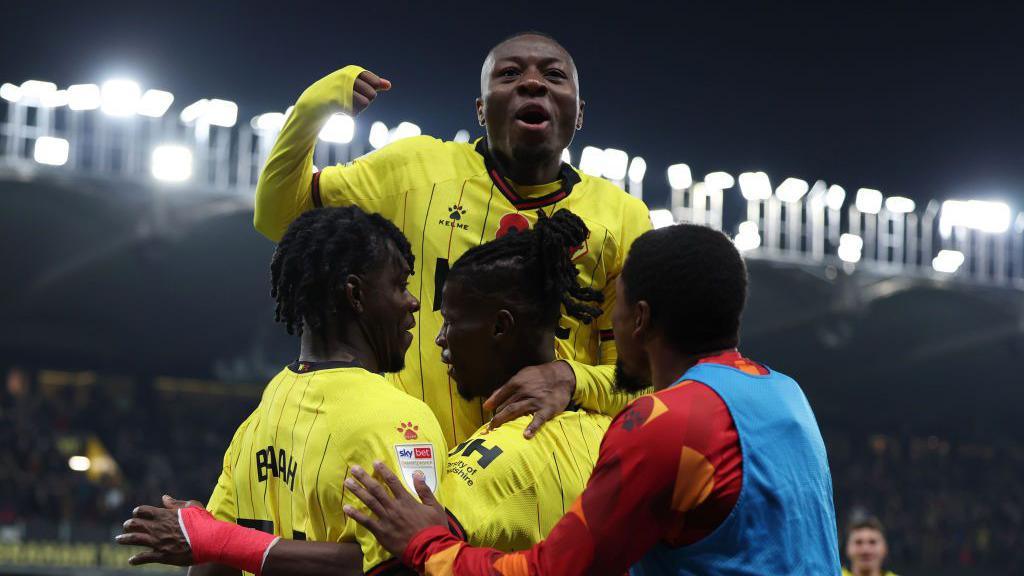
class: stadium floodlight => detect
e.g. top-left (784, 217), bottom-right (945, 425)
top-left (738, 171), bottom-right (772, 200)
top-left (369, 121), bottom-right (389, 149)
top-left (734, 220), bottom-right (761, 252)
top-left (318, 113), bottom-right (355, 143)
top-left (390, 121), bottom-right (421, 143)
top-left (825, 184), bottom-right (846, 210)
top-left (775, 177), bottom-right (809, 203)
top-left (628, 156), bottom-right (647, 182)
top-left (68, 455), bottom-right (91, 472)
top-left (40, 89), bottom-right (68, 108)
top-left (705, 171), bottom-right (735, 190)
top-left (666, 163), bottom-right (693, 189)
top-left (33, 137), bottom-right (70, 166)
top-left (932, 249), bottom-right (965, 274)
top-left (206, 99), bottom-right (238, 127)
top-left (67, 83), bottom-right (101, 110)
top-left (579, 146), bottom-right (604, 177)
top-left (100, 79), bottom-right (141, 117)
top-left (151, 145), bottom-right (193, 182)
top-left (884, 195), bottom-right (915, 214)
top-left (649, 209), bottom-right (675, 229)
top-left (939, 199), bottom-right (1011, 235)
top-left (855, 188), bottom-right (883, 214)
top-left (602, 148), bottom-right (629, 181)
top-left (561, 148), bottom-right (571, 164)
top-left (1, 82), bottom-right (22, 102)
top-left (180, 99), bottom-right (209, 123)
top-left (19, 80), bottom-right (57, 105)
top-left (453, 129), bottom-right (470, 143)
top-left (138, 89), bottom-right (174, 117)
top-left (837, 233), bottom-right (863, 263)
top-left (252, 112), bottom-right (287, 132)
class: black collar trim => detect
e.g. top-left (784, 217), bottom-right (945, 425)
top-left (287, 359), bottom-right (362, 374)
top-left (474, 138), bottom-right (580, 210)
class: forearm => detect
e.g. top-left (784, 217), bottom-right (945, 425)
top-left (253, 65), bottom-right (365, 241)
top-left (262, 540), bottom-right (365, 576)
top-left (565, 360), bottom-right (649, 417)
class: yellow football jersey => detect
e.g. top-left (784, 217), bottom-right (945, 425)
top-left (206, 361), bottom-right (447, 574)
top-left (255, 66), bottom-right (653, 445)
top-left (440, 410), bottom-right (611, 551)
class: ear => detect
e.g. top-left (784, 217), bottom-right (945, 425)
top-left (632, 300), bottom-right (651, 342)
top-left (575, 99), bottom-right (585, 131)
top-left (344, 274), bottom-right (364, 314)
top-left (494, 309), bottom-right (515, 338)
top-left (476, 98), bottom-right (485, 126)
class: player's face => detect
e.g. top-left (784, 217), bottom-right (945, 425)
top-left (436, 282), bottom-right (501, 400)
top-left (846, 528), bottom-right (887, 571)
top-left (478, 35), bottom-right (582, 165)
top-left (358, 249), bottom-right (419, 373)
top-left (611, 276), bottom-right (652, 392)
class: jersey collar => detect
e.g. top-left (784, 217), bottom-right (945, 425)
top-left (474, 138), bottom-right (581, 210)
top-left (288, 359), bottom-right (362, 373)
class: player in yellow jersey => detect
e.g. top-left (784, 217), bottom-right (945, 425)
top-left (117, 210), bottom-right (610, 573)
top-left (254, 31), bottom-right (652, 445)
top-left (843, 517), bottom-right (901, 576)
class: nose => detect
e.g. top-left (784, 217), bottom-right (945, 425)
top-left (435, 322), bottom-right (447, 347)
top-left (408, 293), bottom-right (421, 314)
top-left (517, 70), bottom-right (548, 96)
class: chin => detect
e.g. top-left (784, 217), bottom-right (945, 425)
top-left (614, 360), bottom-right (651, 393)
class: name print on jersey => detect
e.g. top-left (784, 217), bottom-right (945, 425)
top-left (255, 445), bottom-right (298, 491)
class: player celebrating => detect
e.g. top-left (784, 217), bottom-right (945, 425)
top-left (254, 32), bottom-right (652, 444)
top-left (344, 223), bottom-right (843, 575)
top-left (843, 517), bottom-right (900, 576)
top-left (116, 210), bottom-right (611, 573)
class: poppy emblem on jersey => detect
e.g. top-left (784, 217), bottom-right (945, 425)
top-left (439, 205), bottom-right (470, 231)
top-left (397, 421), bottom-right (419, 440)
top-left (496, 212), bottom-right (531, 239)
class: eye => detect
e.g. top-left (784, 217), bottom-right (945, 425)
top-left (499, 67), bottom-right (520, 78)
top-left (546, 68), bottom-right (568, 79)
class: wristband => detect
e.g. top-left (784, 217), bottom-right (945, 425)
top-left (179, 506), bottom-right (279, 575)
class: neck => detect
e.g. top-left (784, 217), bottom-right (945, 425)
top-left (488, 142), bottom-right (562, 185)
top-left (298, 323), bottom-right (378, 372)
top-left (853, 567), bottom-right (882, 576)
top-left (647, 339), bottom-right (735, 391)
top-left (491, 330), bottom-right (556, 395)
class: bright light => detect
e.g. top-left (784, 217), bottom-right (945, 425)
top-left (19, 80), bottom-right (57, 105)
top-left (775, 177), bottom-right (809, 203)
top-left (649, 209), bottom-right (675, 229)
top-left (67, 84), bottom-right (101, 110)
top-left (855, 188), bottom-right (883, 214)
top-left (33, 137), bottom-right (70, 166)
top-left (705, 171), bottom-right (735, 190)
top-left (939, 199), bottom-right (1012, 235)
top-left (602, 148), bottom-right (629, 180)
top-left (837, 233), bottom-right (863, 263)
top-left (252, 112), bottom-right (286, 132)
top-left (579, 146), bottom-right (604, 176)
top-left (40, 89), bottom-right (68, 108)
top-left (151, 145), bottom-right (193, 182)
top-left (138, 89), bottom-right (174, 117)
top-left (825, 184), bottom-right (846, 210)
top-left (738, 171), bottom-right (772, 201)
top-left (390, 121), bottom-right (421, 143)
top-left (68, 456), bottom-right (91, 472)
top-left (561, 148), bottom-right (571, 164)
top-left (932, 250), bottom-right (965, 274)
top-left (100, 79), bottom-right (141, 117)
top-left (207, 99), bottom-right (238, 127)
top-left (369, 121), bottom-right (389, 149)
top-left (180, 99), bottom-right (209, 123)
top-left (885, 196), bottom-right (916, 214)
top-left (1, 82), bottom-right (21, 102)
top-left (734, 220), bottom-right (761, 251)
top-left (666, 163), bottom-right (693, 189)
top-left (628, 156), bottom-right (647, 182)
top-left (453, 129), bottom-right (470, 143)
top-left (318, 113), bottom-right (355, 143)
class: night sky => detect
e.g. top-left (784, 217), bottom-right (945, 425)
top-left (2, 1), bottom-right (1022, 210)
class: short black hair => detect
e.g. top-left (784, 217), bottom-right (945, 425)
top-left (448, 209), bottom-right (602, 327)
top-left (622, 224), bottom-right (747, 354)
top-left (270, 206), bottom-right (413, 336)
top-left (488, 31), bottom-right (573, 63)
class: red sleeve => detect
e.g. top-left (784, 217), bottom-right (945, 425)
top-left (404, 394), bottom-right (682, 576)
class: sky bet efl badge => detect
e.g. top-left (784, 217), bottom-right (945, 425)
top-left (393, 443), bottom-right (438, 495)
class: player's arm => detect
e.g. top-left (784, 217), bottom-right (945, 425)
top-left (253, 66), bottom-right (390, 241)
top-left (347, 396), bottom-right (680, 576)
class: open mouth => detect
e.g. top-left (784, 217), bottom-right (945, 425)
top-left (514, 104), bottom-right (551, 129)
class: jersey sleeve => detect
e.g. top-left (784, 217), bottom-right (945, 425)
top-left (566, 196), bottom-right (653, 417)
top-left (207, 413), bottom-right (254, 523)
top-left (317, 403), bottom-right (448, 574)
top-left (404, 395), bottom-right (679, 576)
top-left (252, 65), bottom-right (366, 242)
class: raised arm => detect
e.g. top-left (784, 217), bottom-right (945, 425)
top-left (253, 66), bottom-right (390, 241)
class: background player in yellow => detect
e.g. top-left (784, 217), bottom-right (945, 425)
top-left (116, 209), bottom-right (610, 573)
top-left (126, 206), bottom-right (446, 576)
top-left (254, 32), bottom-right (653, 445)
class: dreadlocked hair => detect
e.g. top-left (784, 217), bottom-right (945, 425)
top-left (448, 209), bottom-right (603, 326)
top-left (269, 206), bottom-right (414, 336)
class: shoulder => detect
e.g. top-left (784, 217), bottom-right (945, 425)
top-left (609, 383), bottom-right (730, 446)
top-left (321, 370), bottom-right (443, 445)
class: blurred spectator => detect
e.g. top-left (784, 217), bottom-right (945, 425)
top-left (842, 516), bottom-right (897, 576)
